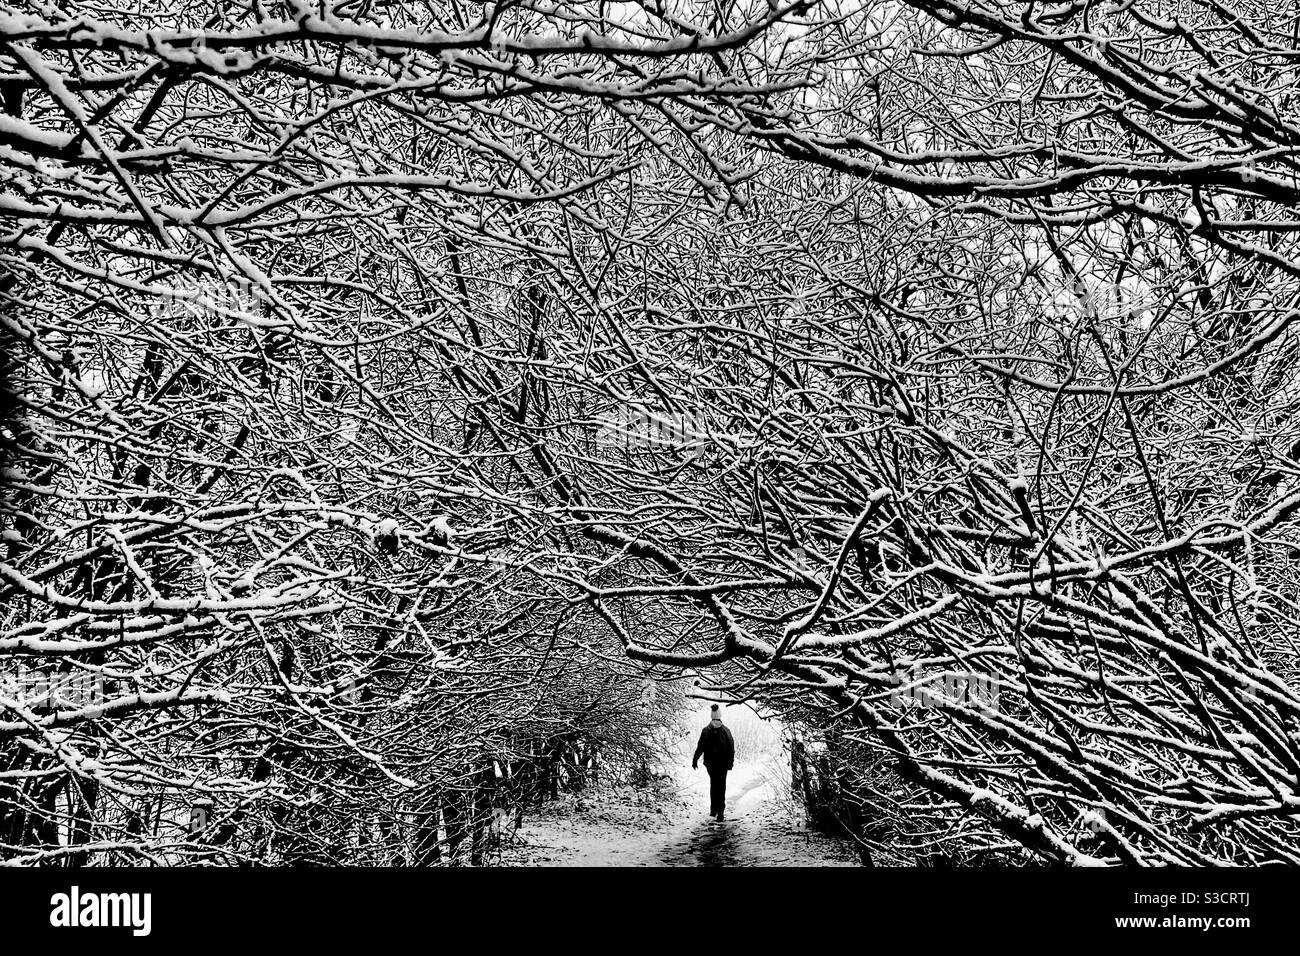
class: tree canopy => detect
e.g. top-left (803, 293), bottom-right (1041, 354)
top-left (4, 0), bottom-right (1300, 865)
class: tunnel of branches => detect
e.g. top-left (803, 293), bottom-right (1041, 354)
top-left (4, 0), bottom-right (1300, 865)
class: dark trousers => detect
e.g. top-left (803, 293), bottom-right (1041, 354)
top-left (707, 767), bottom-right (728, 816)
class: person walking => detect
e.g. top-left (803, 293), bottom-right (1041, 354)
top-left (692, 704), bottom-right (735, 821)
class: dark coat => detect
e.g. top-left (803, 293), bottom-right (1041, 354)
top-left (694, 722), bottom-right (735, 771)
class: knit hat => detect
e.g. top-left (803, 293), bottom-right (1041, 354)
top-left (710, 704), bottom-right (722, 721)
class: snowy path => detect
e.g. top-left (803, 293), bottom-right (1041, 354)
top-left (500, 751), bottom-right (861, 867)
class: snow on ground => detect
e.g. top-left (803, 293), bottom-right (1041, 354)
top-left (500, 714), bottom-right (862, 867)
